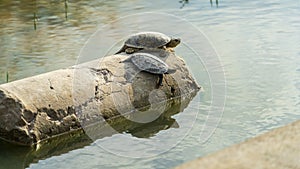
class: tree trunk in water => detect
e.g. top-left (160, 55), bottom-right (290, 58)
top-left (0, 53), bottom-right (200, 145)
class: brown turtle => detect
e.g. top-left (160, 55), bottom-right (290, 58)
top-left (115, 32), bottom-right (181, 54)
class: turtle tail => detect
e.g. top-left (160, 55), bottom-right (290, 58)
top-left (156, 74), bottom-right (163, 88)
top-left (119, 57), bottom-right (131, 63)
top-left (166, 68), bottom-right (176, 74)
top-left (115, 45), bottom-right (127, 54)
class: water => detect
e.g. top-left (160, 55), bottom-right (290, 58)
top-left (0, 0), bottom-right (299, 168)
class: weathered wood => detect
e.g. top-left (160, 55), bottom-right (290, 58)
top-left (0, 52), bottom-right (200, 145)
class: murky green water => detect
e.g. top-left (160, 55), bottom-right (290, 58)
top-left (0, 0), bottom-right (299, 169)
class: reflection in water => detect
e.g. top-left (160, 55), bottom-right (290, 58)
top-left (33, 12), bottom-right (37, 30)
top-left (0, 131), bottom-right (92, 169)
top-left (106, 99), bottom-right (185, 138)
top-left (0, 140), bottom-right (32, 169)
top-left (0, 92), bottom-right (197, 169)
top-left (179, 0), bottom-right (189, 9)
top-left (64, 0), bottom-right (68, 20)
top-left (210, 0), bottom-right (219, 7)
top-left (5, 71), bottom-right (9, 83)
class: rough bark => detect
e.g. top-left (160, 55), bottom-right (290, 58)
top-left (0, 52), bottom-right (200, 145)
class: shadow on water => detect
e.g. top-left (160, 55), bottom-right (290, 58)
top-left (0, 91), bottom-right (198, 169)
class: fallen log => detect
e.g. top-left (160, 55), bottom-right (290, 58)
top-left (0, 51), bottom-right (200, 145)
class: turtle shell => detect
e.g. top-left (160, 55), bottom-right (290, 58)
top-left (125, 32), bottom-right (171, 49)
top-left (129, 53), bottom-right (169, 74)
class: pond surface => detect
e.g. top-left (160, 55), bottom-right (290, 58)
top-left (0, 0), bottom-right (299, 168)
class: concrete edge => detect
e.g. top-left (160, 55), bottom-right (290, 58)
top-left (175, 120), bottom-right (300, 169)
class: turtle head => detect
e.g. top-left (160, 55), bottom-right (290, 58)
top-left (167, 38), bottom-right (181, 48)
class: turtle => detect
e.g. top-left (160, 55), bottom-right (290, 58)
top-left (115, 32), bottom-right (181, 54)
top-left (121, 52), bottom-right (176, 88)
top-left (135, 48), bottom-right (172, 61)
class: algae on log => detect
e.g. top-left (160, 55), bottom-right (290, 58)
top-left (0, 52), bottom-right (200, 145)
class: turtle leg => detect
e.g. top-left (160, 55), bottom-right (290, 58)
top-left (115, 45), bottom-right (127, 54)
top-left (160, 45), bottom-right (174, 52)
top-left (168, 48), bottom-right (175, 52)
top-left (125, 48), bottom-right (136, 54)
top-left (156, 74), bottom-right (163, 88)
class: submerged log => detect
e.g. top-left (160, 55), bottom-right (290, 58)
top-left (0, 51), bottom-right (200, 145)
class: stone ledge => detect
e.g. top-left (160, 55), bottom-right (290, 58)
top-left (175, 120), bottom-right (300, 169)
